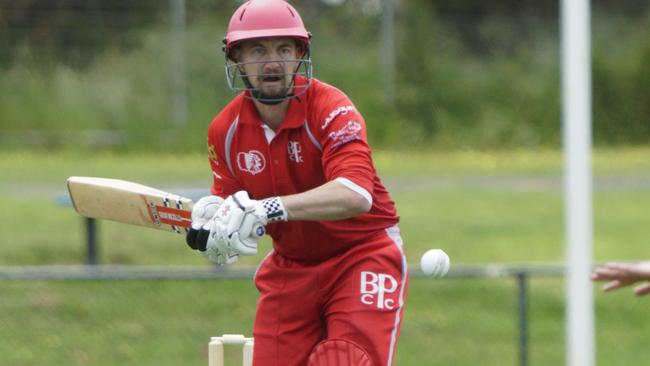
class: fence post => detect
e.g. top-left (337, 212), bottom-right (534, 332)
top-left (380, 0), bottom-right (395, 103)
top-left (517, 271), bottom-right (529, 366)
top-left (85, 217), bottom-right (98, 265)
top-left (170, 0), bottom-right (187, 126)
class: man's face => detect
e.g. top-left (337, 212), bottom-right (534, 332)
top-left (235, 37), bottom-right (300, 101)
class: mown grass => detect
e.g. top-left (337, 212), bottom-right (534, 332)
top-left (1, 148), bottom-right (649, 365)
top-left (2, 278), bottom-right (650, 366)
top-left (1, 148), bottom-right (648, 264)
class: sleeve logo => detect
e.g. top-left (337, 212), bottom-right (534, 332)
top-left (208, 144), bottom-right (218, 164)
top-left (328, 120), bottom-right (362, 148)
top-left (321, 105), bottom-right (356, 130)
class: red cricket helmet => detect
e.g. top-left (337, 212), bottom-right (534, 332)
top-left (224, 0), bottom-right (311, 60)
top-left (222, 0), bottom-right (313, 104)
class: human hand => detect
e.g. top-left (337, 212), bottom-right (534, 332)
top-left (190, 195), bottom-right (224, 228)
top-left (209, 191), bottom-right (273, 256)
top-left (185, 195), bottom-right (239, 265)
top-left (591, 261), bottom-right (650, 296)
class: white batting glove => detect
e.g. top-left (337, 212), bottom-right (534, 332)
top-left (203, 219), bottom-right (240, 265)
top-left (191, 195), bottom-right (224, 227)
top-left (208, 191), bottom-right (287, 256)
top-left (185, 195), bottom-right (239, 265)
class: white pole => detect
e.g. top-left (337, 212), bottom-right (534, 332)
top-left (561, 0), bottom-right (594, 365)
top-left (380, 0), bottom-right (395, 103)
top-left (170, 0), bottom-right (187, 126)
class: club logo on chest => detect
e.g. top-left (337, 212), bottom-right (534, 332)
top-left (288, 141), bottom-right (303, 163)
top-left (237, 150), bottom-right (266, 175)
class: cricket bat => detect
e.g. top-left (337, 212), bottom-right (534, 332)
top-left (67, 176), bottom-right (194, 234)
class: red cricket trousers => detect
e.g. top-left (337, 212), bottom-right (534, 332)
top-left (251, 225), bottom-right (409, 366)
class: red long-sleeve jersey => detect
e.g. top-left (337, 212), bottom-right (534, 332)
top-left (207, 76), bottom-right (398, 261)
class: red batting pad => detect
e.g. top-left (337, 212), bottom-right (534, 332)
top-left (307, 339), bottom-right (374, 366)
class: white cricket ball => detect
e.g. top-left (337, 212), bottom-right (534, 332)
top-left (420, 249), bottom-right (451, 278)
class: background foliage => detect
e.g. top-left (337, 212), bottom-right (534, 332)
top-left (0, 0), bottom-right (648, 152)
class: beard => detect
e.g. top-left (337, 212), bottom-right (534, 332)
top-left (253, 73), bottom-right (291, 103)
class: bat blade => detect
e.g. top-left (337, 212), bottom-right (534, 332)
top-left (66, 176), bottom-right (194, 234)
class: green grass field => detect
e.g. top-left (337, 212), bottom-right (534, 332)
top-left (1, 148), bottom-right (649, 365)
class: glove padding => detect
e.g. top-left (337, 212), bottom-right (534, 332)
top-left (208, 191), bottom-right (269, 256)
top-left (185, 195), bottom-right (239, 265)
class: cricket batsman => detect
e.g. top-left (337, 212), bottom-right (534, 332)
top-left (186, 1), bottom-right (408, 365)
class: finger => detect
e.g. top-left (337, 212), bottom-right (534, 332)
top-left (591, 268), bottom-right (625, 281)
top-left (226, 208), bottom-right (245, 236)
top-left (230, 232), bottom-right (257, 255)
top-left (603, 262), bottom-right (650, 278)
top-left (192, 196), bottom-right (224, 220)
top-left (602, 279), bottom-right (635, 292)
top-left (592, 266), bottom-right (638, 280)
top-left (212, 252), bottom-right (226, 266)
top-left (602, 281), bottom-right (621, 292)
top-left (229, 232), bottom-right (245, 252)
top-left (203, 199), bottom-right (223, 216)
top-left (232, 191), bottom-right (256, 213)
top-left (225, 252), bottom-right (239, 265)
top-left (634, 283), bottom-right (650, 296)
top-left (204, 250), bottom-right (222, 265)
top-left (603, 263), bottom-right (636, 275)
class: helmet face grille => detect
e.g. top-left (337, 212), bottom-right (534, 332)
top-left (224, 55), bottom-right (313, 103)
